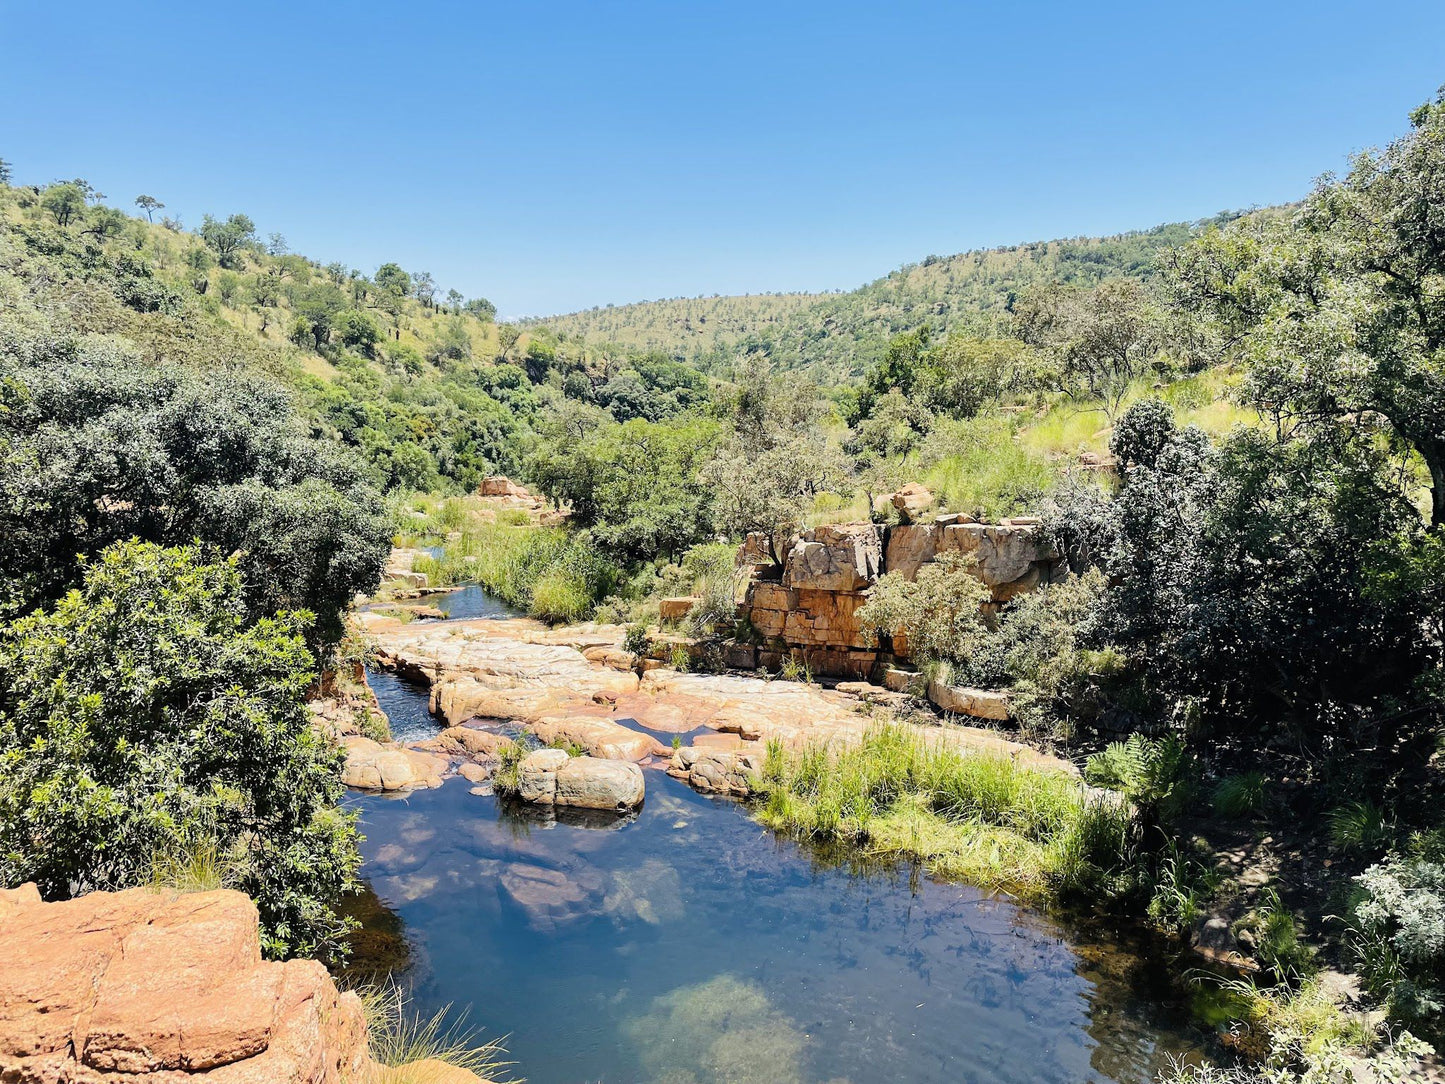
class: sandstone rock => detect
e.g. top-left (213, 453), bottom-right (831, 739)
top-left (935, 512), bottom-right (976, 525)
top-left (890, 483), bottom-right (934, 522)
top-left (881, 667), bottom-right (920, 694)
top-left (938, 522), bottom-right (1042, 586)
top-left (582, 645), bottom-right (639, 671)
top-left (884, 523), bottom-right (939, 581)
top-left (927, 680), bottom-right (1012, 721)
top-left (554, 757), bottom-right (645, 811)
top-left (667, 746), bottom-right (763, 796)
top-left (413, 726), bottom-right (514, 759)
top-left (736, 531), bottom-right (777, 569)
top-left (517, 748), bottom-right (570, 802)
top-left (457, 761), bottom-right (491, 784)
top-left (782, 523), bottom-right (882, 592)
top-left (659, 596), bottom-right (699, 621)
top-left (722, 641), bottom-right (757, 669)
top-left (529, 716), bottom-right (666, 761)
top-left (0, 885), bottom-right (421, 1084)
top-left (341, 736), bottom-right (446, 791)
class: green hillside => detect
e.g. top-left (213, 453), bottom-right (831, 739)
top-left (528, 216), bottom-right (1245, 379)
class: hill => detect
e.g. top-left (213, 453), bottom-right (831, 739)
top-left (526, 215), bottom-right (1245, 380)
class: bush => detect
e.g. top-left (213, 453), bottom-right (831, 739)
top-left (1084, 733), bottom-right (1194, 822)
top-left (0, 542), bottom-right (358, 959)
top-left (1350, 842), bottom-right (1445, 1025)
top-left (1212, 772), bottom-right (1267, 819)
top-left (856, 552), bottom-right (990, 663)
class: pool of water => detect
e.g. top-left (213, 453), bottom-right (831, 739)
top-left (349, 704), bottom-right (1199, 1084)
top-left (433, 583), bottom-right (522, 621)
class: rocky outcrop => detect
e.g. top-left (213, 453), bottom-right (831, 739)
top-left (738, 509), bottom-right (1061, 678)
top-left (658, 596), bottom-right (699, 621)
top-left (514, 750), bottom-right (645, 811)
top-left (341, 735), bottom-right (447, 791)
top-left (412, 725), bottom-right (515, 760)
top-left (0, 884), bottom-right (487, 1083)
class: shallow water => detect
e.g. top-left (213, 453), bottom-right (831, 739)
top-left (351, 693), bottom-right (1199, 1084)
top-left (433, 583), bottom-right (521, 621)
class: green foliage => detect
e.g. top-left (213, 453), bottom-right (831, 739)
top-left (198, 212), bottom-right (256, 268)
top-left (1084, 734), bottom-right (1194, 822)
top-left (856, 552), bottom-right (990, 664)
top-left (0, 542), bottom-right (358, 958)
top-left (0, 337), bottom-right (390, 648)
top-left (1212, 772), bottom-right (1267, 819)
top-left (1326, 801), bottom-right (1394, 856)
top-left (1235, 886), bottom-right (1311, 980)
top-left (755, 722), bottom-right (1136, 900)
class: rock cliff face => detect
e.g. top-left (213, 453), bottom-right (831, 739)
top-left (0, 883), bottom-right (487, 1083)
top-left (740, 515), bottom-right (1060, 678)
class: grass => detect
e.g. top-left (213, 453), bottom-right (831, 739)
top-left (149, 838), bottom-right (237, 893)
top-left (753, 722), bottom-right (1134, 901)
top-left (1326, 800), bottom-right (1393, 855)
top-left (358, 983), bottom-right (514, 1083)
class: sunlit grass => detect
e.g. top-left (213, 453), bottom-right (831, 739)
top-left (754, 722), bottom-right (1134, 901)
top-left (358, 983), bottom-right (515, 1083)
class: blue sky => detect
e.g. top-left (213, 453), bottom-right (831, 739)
top-left (4, 1), bottom-right (1443, 317)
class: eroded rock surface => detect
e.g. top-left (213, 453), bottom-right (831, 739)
top-left (514, 750), bottom-right (645, 811)
top-left (341, 735), bottom-right (447, 792)
top-left (0, 884), bottom-right (488, 1083)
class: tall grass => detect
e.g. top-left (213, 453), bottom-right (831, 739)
top-left (358, 984), bottom-right (514, 1083)
top-left (754, 722), bottom-right (1134, 901)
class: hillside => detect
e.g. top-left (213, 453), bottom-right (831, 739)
top-left (528, 215), bottom-right (1244, 379)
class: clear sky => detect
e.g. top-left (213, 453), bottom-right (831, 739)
top-left (4, 1), bottom-right (1443, 317)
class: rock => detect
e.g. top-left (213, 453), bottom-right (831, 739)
top-left (881, 667), bottom-right (919, 694)
top-left (457, 762), bottom-right (491, 784)
top-left (935, 512), bottom-right (976, 525)
top-left (722, 641), bottom-right (757, 670)
top-left (938, 522), bottom-right (1044, 586)
top-left (890, 483), bottom-right (934, 522)
top-left (582, 645), bottom-right (639, 671)
top-left (659, 596), bottom-right (700, 621)
top-left (884, 523), bottom-right (939, 581)
top-left (529, 716), bottom-right (667, 761)
top-left (517, 748), bottom-right (570, 802)
top-left (736, 531), bottom-right (777, 569)
top-left (927, 680), bottom-right (1012, 721)
top-left (341, 736), bottom-right (446, 791)
top-left (667, 746), bottom-right (764, 796)
top-left (0, 884), bottom-right (476, 1083)
top-left (782, 523), bottom-right (882, 592)
top-left (413, 726), bottom-right (514, 760)
top-left (554, 758), bottom-right (645, 811)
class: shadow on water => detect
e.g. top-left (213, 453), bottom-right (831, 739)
top-left (349, 588), bottom-right (1202, 1083)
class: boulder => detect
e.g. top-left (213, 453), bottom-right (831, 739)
top-left (0, 885), bottom-right (483, 1083)
top-left (736, 531), bottom-right (777, 569)
top-left (554, 758), bottom-right (645, 811)
top-left (659, 596), bottom-right (699, 621)
top-left (667, 746), bottom-right (764, 796)
top-left (517, 748), bottom-right (570, 802)
top-left (782, 523), bottom-right (882, 592)
top-left (890, 483), bottom-right (934, 522)
top-left (529, 716), bottom-right (667, 761)
top-left (341, 736), bottom-right (446, 791)
top-left (927, 680), bottom-right (1012, 721)
top-left (938, 522), bottom-right (1043, 586)
top-left (413, 726), bottom-right (514, 760)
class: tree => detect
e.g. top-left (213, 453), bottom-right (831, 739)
top-left (412, 271), bottom-right (436, 309)
top-left (446, 288), bottom-right (465, 312)
top-left (0, 158), bottom-right (11, 185)
top-left (80, 205), bottom-right (127, 241)
top-left (335, 308), bottom-right (383, 354)
top-left (465, 296), bottom-right (497, 321)
top-left (267, 232), bottom-right (288, 256)
top-left (920, 335), bottom-right (1041, 417)
top-left (0, 541), bottom-right (359, 959)
top-left (0, 338), bottom-right (390, 648)
top-left (134, 194), bottom-right (164, 221)
top-left (1166, 89), bottom-right (1445, 528)
top-left (40, 182), bottom-right (85, 226)
top-left (374, 262), bottom-right (411, 298)
top-left (1015, 279), bottom-right (1165, 419)
top-left (496, 323), bottom-right (521, 357)
top-left (199, 213), bottom-right (257, 269)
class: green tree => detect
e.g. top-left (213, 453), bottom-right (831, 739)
top-left (134, 194), bottom-right (164, 221)
top-left (40, 182), bottom-right (85, 226)
top-left (199, 213), bottom-right (257, 269)
top-left (80, 204), bottom-right (127, 241)
top-left (335, 308), bottom-right (383, 354)
top-left (1167, 89), bottom-right (1445, 528)
top-left (0, 541), bottom-right (359, 958)
top-left (0, 158), bottom-right (11, 185)
top-left (374, 262), bottom-right (411, 298)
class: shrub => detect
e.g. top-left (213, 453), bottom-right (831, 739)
top-left (622, 623), bottom-right (652, 656)
top-left (1327, 801), bottom-right (1394, 856)
top-left (1085, 733), bottom-right (1194, 822)
top-left (856, 552), bottom-right (990, 663)
top-left (0, 542), bottom-right (358, 958)
top-left (1212, 772), bottom-right (1267, 819)
top-left (1350, 842), bottom-right (1445, 1026)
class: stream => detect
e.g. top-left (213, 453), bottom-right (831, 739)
top-left (350, 587), bottom-right (1201, 1084)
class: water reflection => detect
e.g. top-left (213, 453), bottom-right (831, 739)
top-left (352, 773), bottom-right (1198, 1084)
